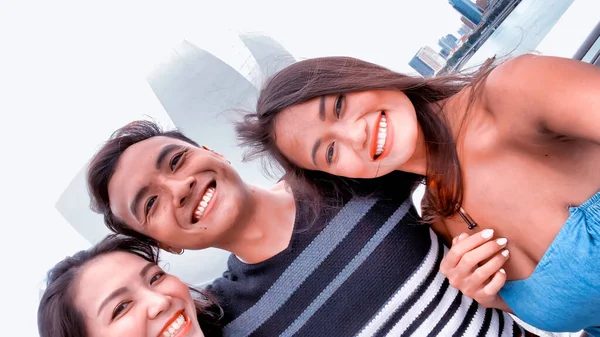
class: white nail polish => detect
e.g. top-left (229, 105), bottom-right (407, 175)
top-left (496, 238), bottom-right (508, 245)
top-left (502, 249), bottom-right (509, 257)
top-left (499, 268), bottom-right (506, 274)
top-left (481, 229), bottom-right (494, 239)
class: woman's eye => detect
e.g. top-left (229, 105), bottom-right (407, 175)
top-left (334, 94), bottom-right (345, 117)
top-left (145, 196), bottom-right (156, 216)
top-left (326, 142), bottom-right (335, 164)
top-left (150, 272), bottom-right (165, 284)
top-left (112, 302), bottom-right (130, 320)
top-left (170, 152), bottom-right (183, 171)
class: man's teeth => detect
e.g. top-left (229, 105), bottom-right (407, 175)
top-left (376, 114), bottom-right (387, 156)
top-left (162, 314), bottom-right (186, 337)
top-left (194, 187), bottom-right (215, 221)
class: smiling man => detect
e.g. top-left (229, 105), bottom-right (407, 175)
top-left (87, 120), bottom-right (527, 336)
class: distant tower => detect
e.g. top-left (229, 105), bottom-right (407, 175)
top-left (439, 34), bottom-right (459, 51)
top-left (457, 24), bottom-right (472, 36)
top-left (449, 0), bottom-right (483, 26)
top-left (409, 46), bottom-right (446, 77)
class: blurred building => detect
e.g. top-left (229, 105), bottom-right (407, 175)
top-left (450, 0), bottom-right (484, 26)
top-left (409, 46), bottom-right (446, 77)
top-left (439, 34), bottom-right (459, 56)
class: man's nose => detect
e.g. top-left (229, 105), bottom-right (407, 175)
top-left (171, 176), bottom-right (196, 208)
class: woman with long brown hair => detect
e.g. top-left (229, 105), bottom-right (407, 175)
top-left (237, 54), bottom-right (600, 335)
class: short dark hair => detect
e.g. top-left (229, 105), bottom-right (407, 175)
top-left (87, 120), bottom-right (199, 244)
top-left (37, 234), bottom-right (223, 337)
top-left (237, 56), bottom-right (495, 222)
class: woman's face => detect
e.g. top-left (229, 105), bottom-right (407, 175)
top-left (274, 90), bottom-right (420, 178)
top-left (75, 251), bottom-right (205, 337)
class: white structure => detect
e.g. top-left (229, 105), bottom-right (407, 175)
top-left (54, 33), bottom-right (295, 287)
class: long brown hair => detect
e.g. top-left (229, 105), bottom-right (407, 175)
top-left (236, 56), bottom-right (494, 222)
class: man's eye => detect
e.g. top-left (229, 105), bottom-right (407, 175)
top-left (334, 94), bottom-right (345, 117)
top-left (170, 153), bottom-right (183, 171)
top-left (145, 196), bottom-right (156, 216)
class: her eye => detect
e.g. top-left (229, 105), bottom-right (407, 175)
top-left (170, 151), bottom-right (186, 171)
top-left (150, 271), bottom-right (165, 284)
top-left (145, 196), bottom-right (157, 216)
top-left (112, 301), bottom-right (131, 320)
top-left (326, 142), bottom-right (335, 164)
top-left (334, 94), bottom-right (345, 118)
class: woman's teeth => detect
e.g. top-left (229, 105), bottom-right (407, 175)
top-left (375, 114), bottom-right (387, 157)
top-left (193, 187), bottom-right (215, 222)
top-left (162, 314), bottom-right (186, 337)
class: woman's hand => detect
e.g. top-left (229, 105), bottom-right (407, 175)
top-left (440, 229), bottom-right (511, 311)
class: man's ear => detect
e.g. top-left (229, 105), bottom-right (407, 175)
top-left (201, 145), bottom-right (231, 164)
top-left (158, 243), bottom-right (184, 255)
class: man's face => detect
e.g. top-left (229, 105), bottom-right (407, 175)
top-left (108, 136), bottom-right (250, 250)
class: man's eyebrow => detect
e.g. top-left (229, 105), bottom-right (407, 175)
top-left (155, 144), bottom-right (183, 170)
top-left (130, 186), bottom-right (149, 223)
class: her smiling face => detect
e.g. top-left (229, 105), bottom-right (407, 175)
top-left (75, 251), bottom-right (205, 337)
top-left (274, 90), bottom-right (420, 178)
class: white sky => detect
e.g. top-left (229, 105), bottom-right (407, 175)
top-left (0, 0), bottom-right (595, 335)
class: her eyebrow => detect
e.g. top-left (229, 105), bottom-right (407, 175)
top-left (311, 139), bottom-right (321, 167)
top-left (97, 287), bottom-right (127, 316)
top-left (96, 262), bottom-right (155, 316)
top-left (310, 95), bottom-right (328, 167)
top-left (318, 96), bottom-right (326, 121)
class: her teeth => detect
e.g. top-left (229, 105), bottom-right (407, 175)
top-left (375, 114), bottom-right (387, 158)
top-left (200, 201), bottom-right (208, 207)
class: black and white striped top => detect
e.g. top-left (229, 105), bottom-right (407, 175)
top-left (208, 196), bottom-right (524, 336)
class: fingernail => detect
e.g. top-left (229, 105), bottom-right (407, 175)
top-left (458, 233), bottom-right (467, 240)
top-left (481, 229), bottom-right (494, 239)
top-left (501, 249), bottom-right (509, 257)
top-left (496, 238), bottom-right (508, 245)
top-left (499, 268), bottom-right (506, 274)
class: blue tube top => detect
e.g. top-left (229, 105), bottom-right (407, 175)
top-left (499, 191), bottom-right (600, 336)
